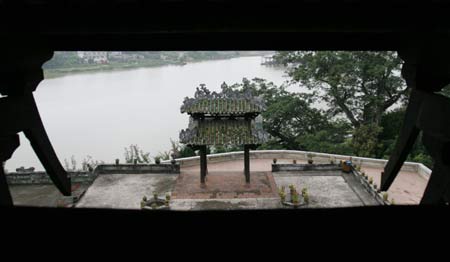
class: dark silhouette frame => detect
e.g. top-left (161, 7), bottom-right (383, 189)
top-left (1, 0), bottom-right (450, 208)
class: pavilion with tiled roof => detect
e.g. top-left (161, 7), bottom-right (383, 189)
top-left (180, 84), bottom-right (268, 184)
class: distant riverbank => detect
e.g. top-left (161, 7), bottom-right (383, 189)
top-left (43, 52), bottom-right (273, 79)
top-left (44, 60), bottom-right (182, 79)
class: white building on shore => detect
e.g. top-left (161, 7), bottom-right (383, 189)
top-left (77, 51), bottom-right (108, 64)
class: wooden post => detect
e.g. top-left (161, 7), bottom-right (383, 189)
top-left (0, 133), bottom-right (20, 206)
top-left (381, 89), bottom-right (422, 191)
top-left (244, 145), bottom-right (250, 183)
top-left (205, 146), bottom-right (208, 176)
top-left (0, 50), bottom-right (72, 197)
top-left (0, 164), bottom-right (13, 206)
top-left (200, 145), bottom-right (207, 184)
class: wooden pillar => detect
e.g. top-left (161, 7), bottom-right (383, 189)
top-left (0, 48), bottom-right (72, 200)
top-left (0, 134), bottom-right (19, 206)
top-left (244, 145), bottom-right (250, 183)
top-left (0, 163), bottom-right (13, 206)
top-left (381, 89), bottom-right (422, 190)
top-left (416, 93), bottom-right (450, 204)
top-left (200, 145), bottom-right (207, 184)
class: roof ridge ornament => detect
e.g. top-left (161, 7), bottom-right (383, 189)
top-left (180, 84), bottom-right (267, 114)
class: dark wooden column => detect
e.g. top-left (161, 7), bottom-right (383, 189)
top-left (381, 47), bottom-right (450, 204)
top-left (1, 48), bottom-right (72, 205)
top-left (244, 145), bottom-right (250, 183)
top-left (0, 135), bottom-right (19, 206)
top-left (417, 93), bottom-right (450, 204)
top-left (200, 145), bottom-right (207, 184)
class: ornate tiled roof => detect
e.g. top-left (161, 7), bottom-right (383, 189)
top-left (180, 85), bottom-right (266, 115)
top-left (180, 85), bottom-right (269, 146)
top-left (179, 118), bottom-right (268, 146)
top-left (181, 98), bottom-right (263, 115)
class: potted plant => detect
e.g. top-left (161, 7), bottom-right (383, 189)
top-left (303, 191), bottom-right (310, 204)
top-left (140, 196), bottom-right (147, 209)
top-left (301, 187), bottom-right (308, 197)
top-left (289, 184), bottom-right (296, 195)
top-left (279, 188), bottom-right (286, 202)
top-left (291, 192), bottom-right (299, 205)
top-left (165, 194), bottom-right (171, 206)
top-left (141, 193), bottom-right (169, 210)
top-left (383, 192), bottom-right (389, 202)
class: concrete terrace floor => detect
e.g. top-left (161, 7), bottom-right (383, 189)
top-left (76, 173), bottom-right (178, 209)
top-left (10, 183), bottom-right (90, 207)
top-left (182, 158), bottom-right (429, 205)
top-left (74, 158), bottom-right (429, 210)
top-left (363, 167), bottom-right (427, 204)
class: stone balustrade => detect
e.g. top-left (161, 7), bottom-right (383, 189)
top-left (163, 150), bottom-right (431, 177)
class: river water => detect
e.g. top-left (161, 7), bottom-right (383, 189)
top-left (6, 56), bottom-right (303, 171)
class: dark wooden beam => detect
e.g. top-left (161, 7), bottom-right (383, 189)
top-left (0, 94), bottom-right (72, 196)
top-left (380, 89), bottom-right (422, 191)
top-left (22, 96), bottom-right (72, 196)
top-left (420, 160), bottom-right (450, 204)
top-left (417, 93), bottom-right (450, 204)
top-left (0, 49), bottom-right (71, 198)
top-left (3, 1), bottom-right (450, 51)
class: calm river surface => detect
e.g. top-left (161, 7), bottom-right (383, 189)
top-left (7, 56), bottom-right (306, 171)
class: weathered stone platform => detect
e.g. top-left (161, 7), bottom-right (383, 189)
top-left (171, 171), bottom-right (278, 199)
top-left (10, 151), bottom-right (431, 209)
top-left (76, 173), bottom-right (178, 209)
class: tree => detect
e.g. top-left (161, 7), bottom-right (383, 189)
top-left (351, 123), bottom-right (383, 157)
top-left (379, 108), bottom-right (433, 167)
top-left (222, 78), bottom-right (331, 150)
top-left (274, 51), bottom-right (408, 157)
top-left (262, 93), bottom-right (330, 149)
top-left (296, 120), bottom-right (353, 155)
top-left (124, 144), bottom-right (151, 163)
top-left (274, 51), bottom-right (407, 127)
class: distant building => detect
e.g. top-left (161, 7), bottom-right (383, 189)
top-left (107, 51), bottom-right (123, 60)
top-left (77, 51), bottom-right (108, 64)
top-left (107, 51), bottom-right (144, 61)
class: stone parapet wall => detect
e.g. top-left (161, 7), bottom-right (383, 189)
top-left (7, 164), bottom-right (180, 185)
top-left (6, 171), bottom-right (95, 185)
top-left (350, 168), bottom-right (390, 205)
top-left (272, 163), bottom-right (341, 172)
top-left (165, 150), bottom-right (431, 177)
top-left (94, 164), bottom-right (180, 174)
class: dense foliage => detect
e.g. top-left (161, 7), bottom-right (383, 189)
top-left (212, 76), bottom-right (432, 167)
top-left (163, 51), bottom-right (433, 168)
top-left (273, 51), bottom-right (408, 127)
